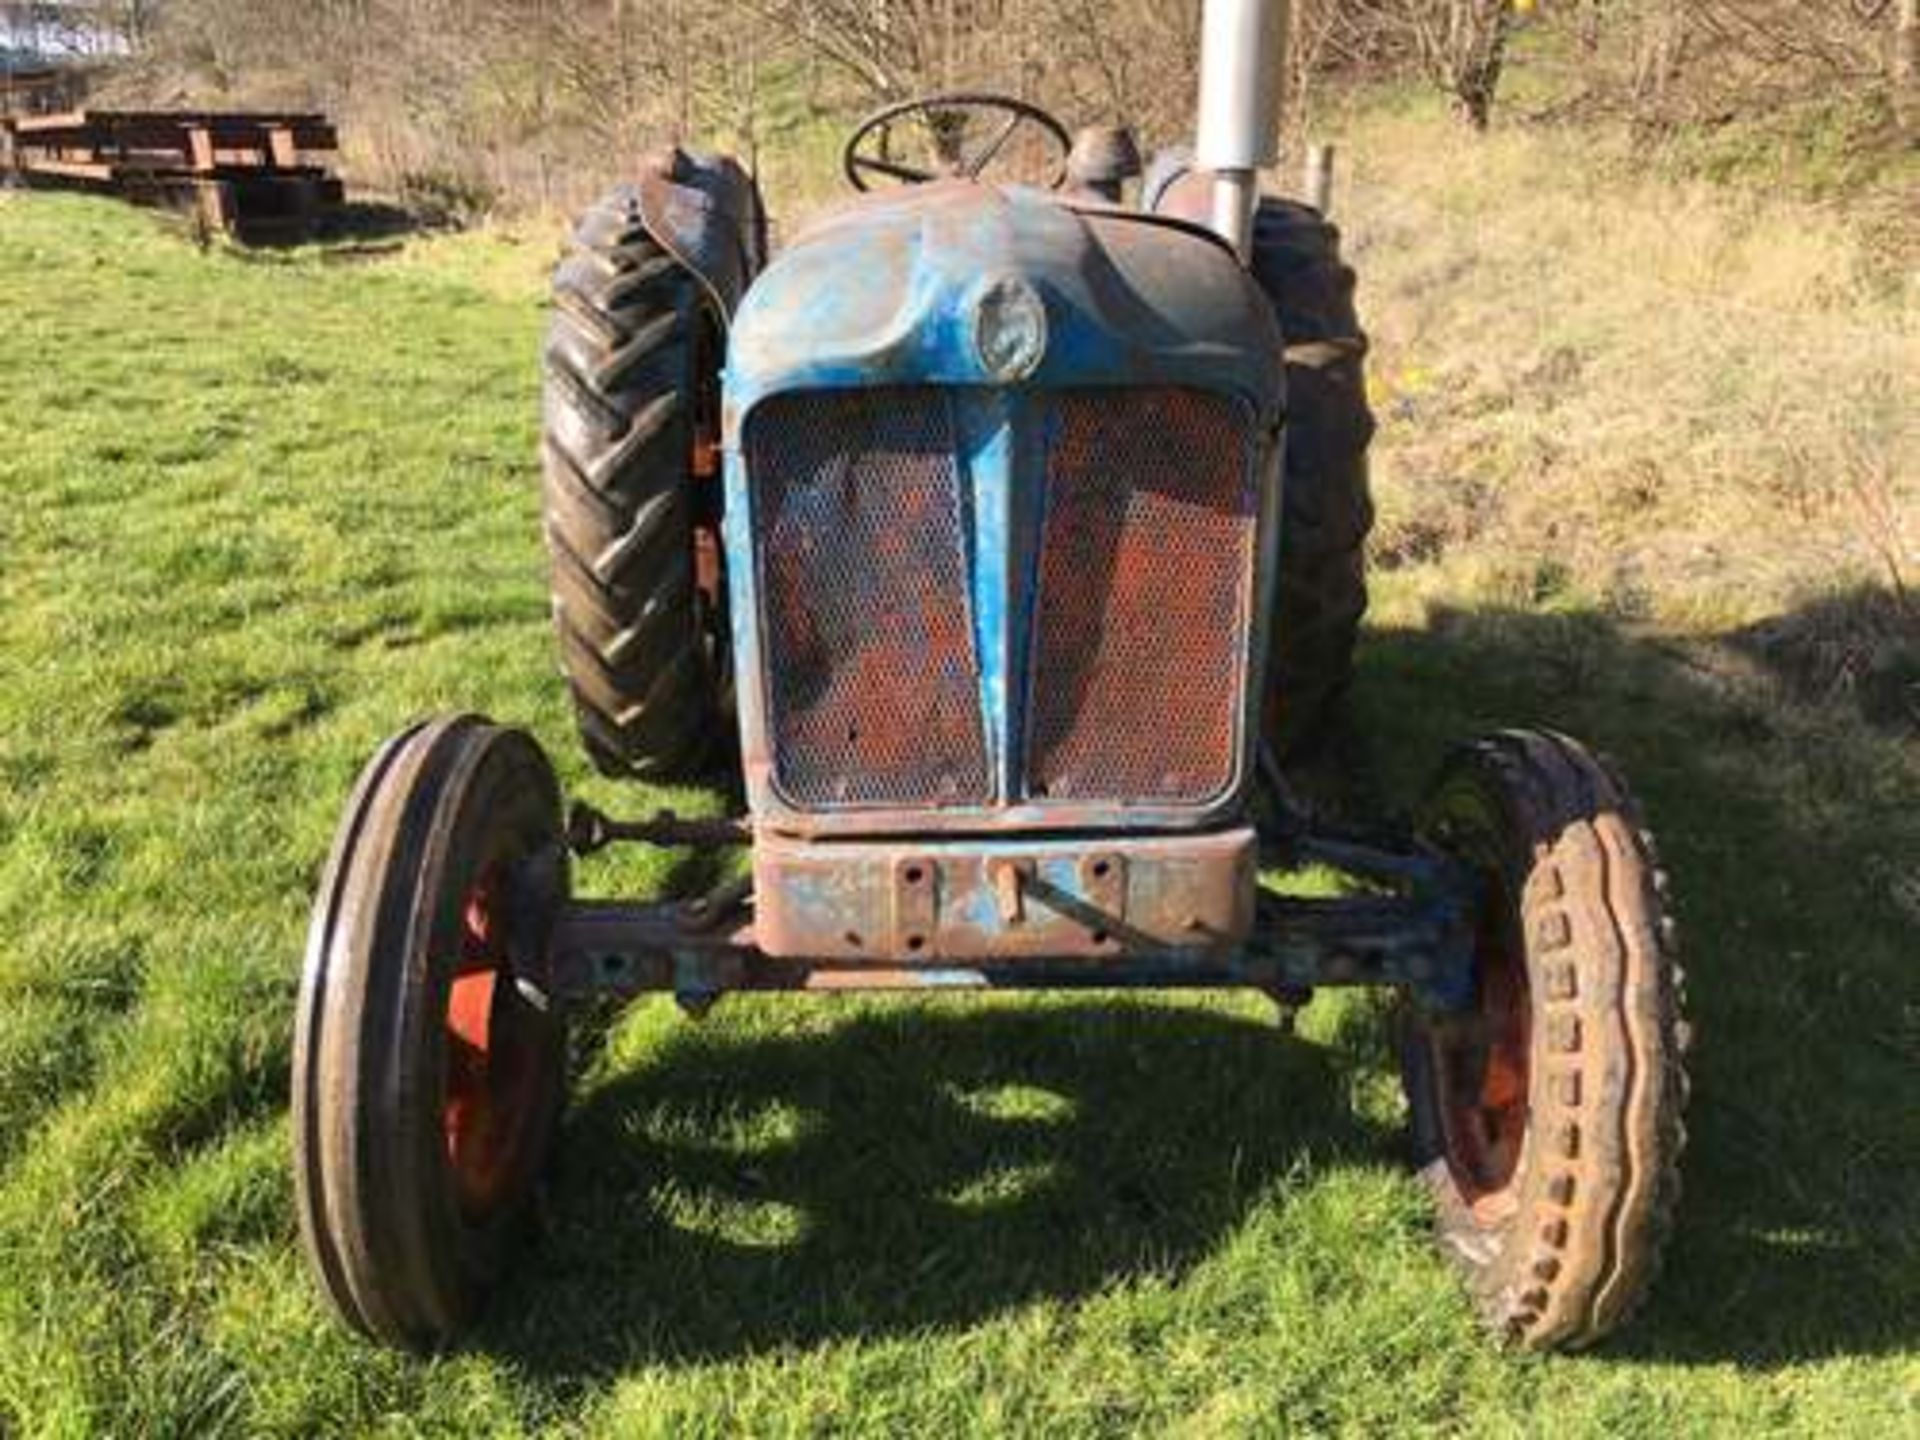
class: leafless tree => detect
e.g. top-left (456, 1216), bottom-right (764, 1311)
top-left (1360, 0), bottom-right (1513, 128)
top-left (39, 0), bottom-right (1907, 209)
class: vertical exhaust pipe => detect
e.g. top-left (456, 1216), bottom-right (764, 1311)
top-left (1196, 0), bottom-right (1290, 260)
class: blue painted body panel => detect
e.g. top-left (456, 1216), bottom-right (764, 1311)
top-left (721, 181), bottom-right (1287, 841)
top-left (724, 182), bottom-right (1282, 413)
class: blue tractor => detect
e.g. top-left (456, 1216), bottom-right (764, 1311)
top-left (292, 0), bottom-right (1688, 1355)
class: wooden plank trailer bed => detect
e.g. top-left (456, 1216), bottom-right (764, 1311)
top-left (1, 109), bottom-right (344, 242)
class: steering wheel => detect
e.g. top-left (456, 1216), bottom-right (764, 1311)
top-left (843, 92), bottom-right (1073, 192)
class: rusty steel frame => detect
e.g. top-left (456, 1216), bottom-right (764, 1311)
top-left (748, 826), bottom-right (1261, 962)
top-left (518, 815), bottom-right (1478, 1017)
top-left (539, 884), bottom-right (1472, 1013)
top-left (567, 801), bottom-right (750, 854)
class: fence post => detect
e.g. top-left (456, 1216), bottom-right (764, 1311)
top-left (186, 123), bottom-right (214, 173)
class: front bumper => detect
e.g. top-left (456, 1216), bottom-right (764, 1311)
top-left (751, 827), bottom-right (1259, 962)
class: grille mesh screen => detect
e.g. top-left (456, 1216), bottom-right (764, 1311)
top-left (747, 389), bottom-right (990, 808)
top-left (1026, 389), bottom-right (1256, 804)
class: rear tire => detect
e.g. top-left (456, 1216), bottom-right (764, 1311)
top-left (542, 187), bottom-right (726, 779)
top-left (1400, 730), bottom-right (1689, 1350)
top-left (1250, 199), bottom-right (1376, 762)
top-left (292, 717), bottom-right (569, 1350)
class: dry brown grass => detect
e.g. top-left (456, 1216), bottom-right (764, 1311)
top-left (1327, 101), bottom-right (1915, 735)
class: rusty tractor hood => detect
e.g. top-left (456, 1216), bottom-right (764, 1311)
top-left (723, 181), bottom-right (1283, 431)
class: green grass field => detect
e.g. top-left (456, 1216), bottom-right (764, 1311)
top-left (0, 184), bottom-right (1914, 1436)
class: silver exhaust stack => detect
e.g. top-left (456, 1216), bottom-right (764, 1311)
top-left (1195, 0), bottom-right (1290, 259)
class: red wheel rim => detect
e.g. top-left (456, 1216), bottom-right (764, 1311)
top-left (443, 866), bottom-right (548, 1222)
top-left (1432, 882), bottom-right (1531, 1223)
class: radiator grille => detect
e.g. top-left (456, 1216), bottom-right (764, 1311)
top-left (1026, 389), bottom-right (1257, 804)
top-left (747, 390), bottom-right (990, 808)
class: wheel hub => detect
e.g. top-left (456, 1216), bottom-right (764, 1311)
top-left (1432, 885), bottom-right (1531, 1223)
top-left (444, 869), bottom-right (547, 1221)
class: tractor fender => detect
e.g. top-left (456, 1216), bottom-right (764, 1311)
top-left (634, 145), bottom-right (768, 325)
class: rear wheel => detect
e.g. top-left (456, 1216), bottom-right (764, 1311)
top-left (1400, 730), bottom-right (1689, 1350)
top-left (292, 717), bottom-right (569, 1350)
top-left (542, 187), bottom-right (728, 779)
top-left (1250, 199), bottom-right (1376, 762)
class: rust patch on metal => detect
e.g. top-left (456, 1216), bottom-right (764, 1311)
top-left (891, 855), bottom-right (938, 953)
top-left (633, 150), bottom-right (765, 322)
top-left (747, 388), bottom-right (990, 808)
top-left (752, 827), bottom-right (1256, 961)
top-left (1079, 851), bottom-right (1126, 918)
top-left (1027, 388), bottom-right (1257, 804)
top-left (986, 857), bottom-right (1033, 924)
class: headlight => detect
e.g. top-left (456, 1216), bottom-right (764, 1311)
top-left (969, 276), bottom-right (1047, 382)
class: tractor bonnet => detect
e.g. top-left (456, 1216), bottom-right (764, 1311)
top-left (723, 181), bottom-right (1284, 425)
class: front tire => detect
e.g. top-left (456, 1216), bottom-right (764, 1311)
top-left (292, 717), bottom-right (569, 1350)
top-left (1400, 730), bottom-right (1689, 1350)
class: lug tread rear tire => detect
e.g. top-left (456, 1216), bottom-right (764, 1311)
top-left (1251, 199), bottom-right (1377, 761)
top-left (541, 187), bottom-right (717, 779)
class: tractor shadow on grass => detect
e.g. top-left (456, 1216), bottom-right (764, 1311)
top-left (1345, 601), bottom-right (1918, 1370)
top-left (485, 1000), bottom-right (1387, 1377)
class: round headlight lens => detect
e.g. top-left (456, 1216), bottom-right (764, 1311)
top-left (970, 277), bottom-right (1047, 382)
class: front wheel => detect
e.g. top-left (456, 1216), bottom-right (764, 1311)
top-left (1400, 730), bottom-right (1689, 1350)
top-left (292, 717), bottom-right (570, 1350)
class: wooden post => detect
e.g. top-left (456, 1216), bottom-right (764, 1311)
top-left (198, 178), bottom-right (235, 235)
top-left (186, 123), bottom-right (214, 173)
top-left (1304, 143), bottom-right (1334, 216)
top-left (266, 124), bottom-right (298, 170)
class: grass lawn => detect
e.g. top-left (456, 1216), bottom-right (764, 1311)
top-left (0, 185), bottom-right (1915, 1436)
